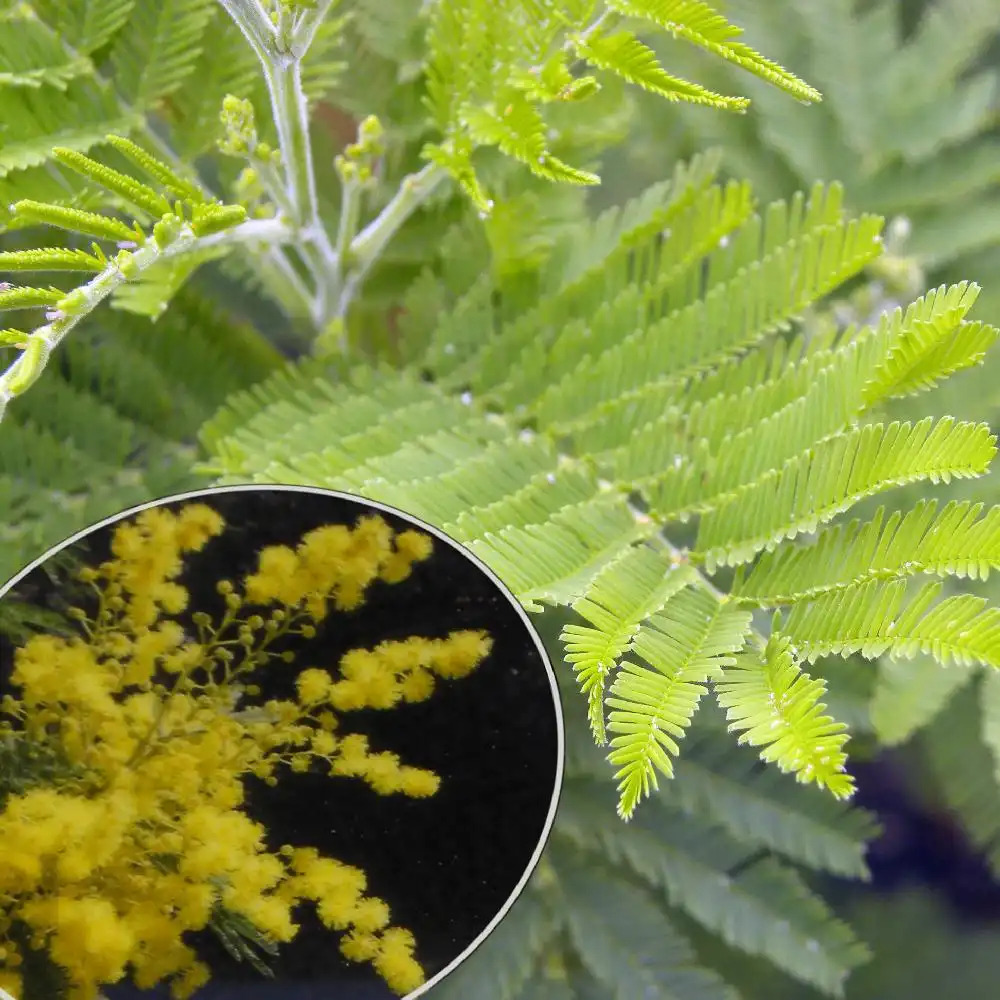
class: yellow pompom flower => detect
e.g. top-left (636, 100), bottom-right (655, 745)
top-left (340, 929), bottom-right (381, 962)
top-left (374, 928), bottom-right (425, 995)
top-left (296, 667), bottom-right (331, 705)
top-left (174, 503), bottom-right (225, 551)
top-left (399, 668), bottom-right (435, 702)
top-left (398, 768), bottom-right (441, 799)
top-left (395, 529), bottom-right (433, 563)
top-left (350, 897), bottom-right (391, 933)
top-left (20, 895), bottom-right (135, 990)
top-left (431, 629), bottom-right (493, 678)
top-left (243, 545), bottom-right (302, 605)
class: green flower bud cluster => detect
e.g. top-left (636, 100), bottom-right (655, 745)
top-left (334, 116), bottom-right (386, 189)
top-left (218, 95), bottom-right (280, 170)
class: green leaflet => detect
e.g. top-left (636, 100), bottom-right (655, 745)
top-left (529, 198), bottom-right (884, 430)
top-left (558, 851), bottom-right (738, 1000)
top-left (562, 546), bottom-right (697, 742)
top-left (466, 494), bottom-right (658, 611)
top-left (0, 83), bottom-right (140, 179)
top-left (52, 146), bottom-right (172, 219)
top-left (780, 579), bottom-right (1000, 669)
top-left (422, 0), bottom-right (818, 209)
top-left (575, 29), bottom-right (748, 110)
top-left (0, 9), bottom-right (95, 89)
top-left (715, 634), bottom-right (853, 799)
top-left (0, 248), bottom-right (106, 273)
top-left (105, 135), bottom-right (204, 204)
top-left (652, 0), bottom-right (1000, 318)
top-left (870, 650), bottom-right (974, 746)
top-left (10, 200), bottom-right (137, 243)
top-left (199, 164), bottom-right (1000, 820)
top-left (558, 787), bottom-right (869, 992)
top-left (0, 285), bottom-right (63, 311)
top-left (735, 499), bottom-right (1000, 606)
top-left (606, 0), bottom-right (821, 103)
top-left (693, 417), bottom-right (997, 571)
top-left (665, 732), bottom-right (876, 879)
top-left (980, 669), bottom-right (1000, 790)
top-left (108, 0), bottom-right (215, 107)
top-left (921, 681), bottom-right (1000, 877)
top-left (28, 1), bottom-right (137, 55)
top-left (461, 92), bottom-right (601, 186)
top-left (606, 584), bottom-right (752, 818)
top-left (563, 694), bottom-right (876, 878)
top-left (0, 288), bottom-right (281, 581)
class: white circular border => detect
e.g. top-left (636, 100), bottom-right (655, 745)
top-left (0, 483), bottom-right (565, 1000)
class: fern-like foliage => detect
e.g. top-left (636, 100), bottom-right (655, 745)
top-left (1, 4), bottom-right (975, 999)
top-left (571, 0), bottom-right (1000, 885)
top-left (198, 154), bottom-right (1000, 819)
top-left (606, 581), bottom-right (752, 817)
top-left (421, 0), bottom-right (818, 211)
top-left (716, 634), bottom-right (852, 799)
top-left (0, 0), bottom-right (208, 224)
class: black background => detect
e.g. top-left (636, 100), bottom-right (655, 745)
top-left (0, 487), bottom-right (563, 999)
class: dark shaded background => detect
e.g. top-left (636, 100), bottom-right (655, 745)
top-left (0, 487), bottom-right (563, 999)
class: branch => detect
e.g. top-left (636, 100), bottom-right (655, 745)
top-left (346, 162), bottom-right (450, 291)
top-left (290, 0), bottom-right (339, 57)
top-left (217, 0), bottom-right (278, 59)
top-left (0, 217), bottom-right (291, 420)
top-left (222, 0), bottom-right (339, 329)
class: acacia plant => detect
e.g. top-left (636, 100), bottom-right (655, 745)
top-left (2, 0), bottom-right (1000, 997)
top-left (0, 499), bottom-right (491, 999)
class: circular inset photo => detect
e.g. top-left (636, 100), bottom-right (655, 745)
top-left (0, 486), bottom-right (563, 1000)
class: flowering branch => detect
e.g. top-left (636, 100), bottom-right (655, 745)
top-left (0, 216), bottom-right (290, 421)
top-left (220, 0), bottom-right (451, 336)
top-left (41, 2), bottom-right (312, 326)
top-left (220, 0), bottom-right (339, 329)
top-left (0, 502), bottom-right (491, 999)
top-left (328, 162), bottom-right (449, 330)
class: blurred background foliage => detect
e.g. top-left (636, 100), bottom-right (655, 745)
top-left (4, 0), bottom-right (1000, 997)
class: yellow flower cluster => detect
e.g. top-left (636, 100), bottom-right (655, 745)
top-left (243, 513), bottom-right (434, 618)
top-left (0, 503), bottom-right (491, 1000)
top-left (97, 503), bottom-right (226, 628)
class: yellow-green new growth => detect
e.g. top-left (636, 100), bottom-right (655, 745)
top-left (0, 502), bottom-right (491, 1000)
top-left (422, 0), bottom-right (820, 213)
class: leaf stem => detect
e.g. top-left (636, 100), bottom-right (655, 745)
top-left (0, 217), bottom-right (291, 420)
top-left (335, 176), bottom-right (364, 276)
top-left (341, 162), bottom-right (449, 307)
